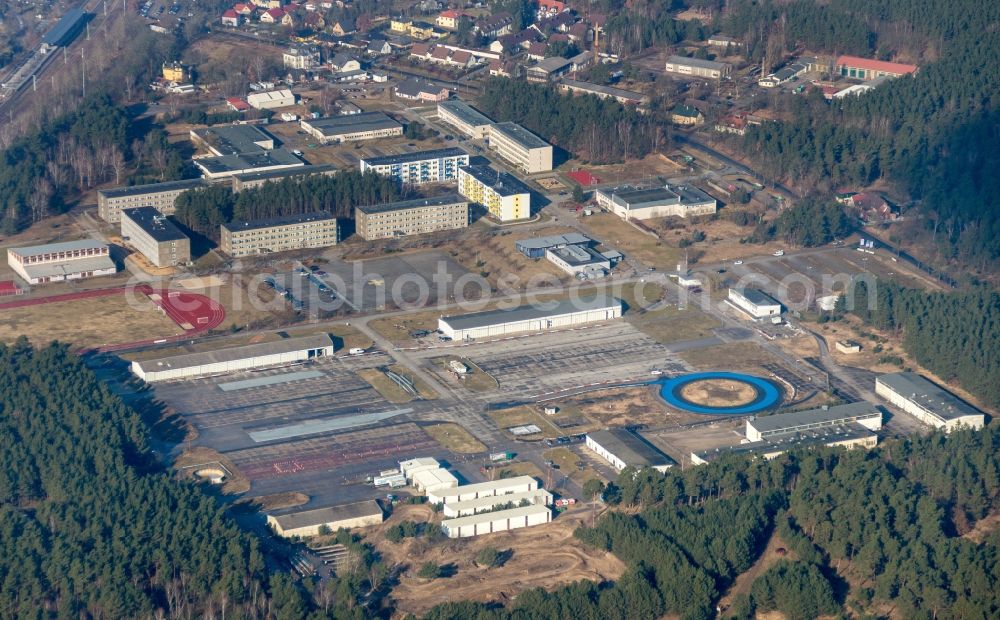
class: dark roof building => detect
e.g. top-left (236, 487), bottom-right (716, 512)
top-left (586, 429), bottom-right (674, 472)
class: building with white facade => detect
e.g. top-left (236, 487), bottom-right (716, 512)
top-left (7, 240), bottom-right (116, 285)
top-left (746, 402), bottom-right (883, 442)
top-left (586, 428), bottom-right (674, 473)
top-left (427, 475), bottom-right (538, 505)
top-left (665, 55), bottom-right (731, 79)
top-left (131, 334), bottom-right (335, 382)
top-left (437, 100), bottom-right (494, 139)
top-left (121, 207), bottom-right (191, 268)
top-left (691, 423), bottom-right (878, 465)
top-left (457, 164), bottom-right (531, 222)
top-left (411, 468), bottom-right (459, 493)
top-left (359, 147), bottom-right (469, 184)
top-left (438, 295), bottom-right (622, 340)
top-left (300, 112), bottom-right (403, 144)
top-left (727, 288), bottom-right (782, 318)
top-left (399, 457), bottom-right (441, 479)
top-left (875, 372), bottom-right (985, 432)
top-left (220, 212), bottom-right (339, 257)
top-left (355, 194), bottom-right (469, 240)
top-left (98, 179), bottom-right (207, 223)
top-left (247, 89), bottom-right (296, 109)
top-left (441, 504), bottom-right (551, 538)
top-left (546, 244), bottom-right (611, 278)
top-left (442, 489), bottom-right (553, 518)
top-left (595, 184), bottom-right (717, 221)
top-left (487, 122), bottom-right (553, 173)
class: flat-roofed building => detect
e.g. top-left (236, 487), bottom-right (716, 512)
top-left (439, 295), bottom-right (621, 340)
top-left (835, 55), bottom-right (917, 81)
top-left (487, 122), bottom-right (553, 173)
top-left (515, 233), bottom-right (592, 258)
top-left (131, 334), bottom-right (335, 382)
top-left (427, 475), bottom-right (538, 505)
top-left (7, 239), bottom-right (116, 285)
top-left (727, 288), bottom-right (782, 318)
top-left (246, 88), bottom-right (296, 109)
top-left (300, 112), bottom-right (403, 144)
top-left (595, 184), bottom-right (717, 220)
top-left (525, 56), bottom-right (572, 82)
top-left (220, 211), bottom-right (340, 257)
top-left (665, 55), bottom-right (731, 79)
top-left (586, 428), bottom-right (674, 473)
top-left (98, 179), bottom-right (208, 223)
top-left (441, 504), bottom-right (551, 538)
top-left (355, 194), bottom-right (469, 240)
top-left (558, 78), bottom-right (649, 105)
top-left (231, 164), bottom-right (338, 192)
top-left (190, 124), bottom-right (276, 156)
top-left (442, 489), bottom-right (552, 518)
top-left (194, 150), bottom-right (306, 180)
top-left (410, 468), bottom-right (459, 492)
top-left (875, 372), bottom-right (985, 432)
top-left (399, 457), bottom-right (440, 479)
top-left (457, 164), bottom-right (531, 221)
top-left (691, 424), bottom-right (878, 465)
top-left (746, 402), bottom-right (883, 442)
top-left (360, 147), bottom-right (469, 184)
top-left (546, 244), bottom-right (610, 278)
top-left (267, 500), bottom-right (383, 537)
top-left (120, 207), bottom-right (190, 268)
top-left (437, 100), bottom-right (494, 138)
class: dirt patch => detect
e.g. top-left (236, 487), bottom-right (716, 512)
top-left (489, 406), bottom-right (565, 440)
top-left (963, 511), bottom-right (1000, 544)
top-left (679, 341), bottom-right (782, 372)
top-left (557, 386), bottom-right (709, 429)
top-left (369, 309), bottom-right (444, 346)
top-left (627, 304), bottom-right (721, 344)
top-left (0, 292), bottom-right (181, 349)
top-left (717, 532), bottom-right (796, 614)
top-left (423, 423), bottom-right (486, 454)
top-left (542, 447), bottom-right (608, 490)
top-left (376, 506), bottom-right (625, 616)
top-left (236, 492), bottom-right (310, 512)
top-left (680, 378), bottom-right (757, 407)
top-left (174, 446), bottom-right (250, 494)
top-left (578, 212), bottom-right (682, 271)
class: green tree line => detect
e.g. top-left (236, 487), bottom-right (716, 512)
top-left (173, 170), bottom-right (401, 241)
top-left (477, 78), bottom-right (668, 164)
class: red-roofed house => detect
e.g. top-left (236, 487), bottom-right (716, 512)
top-left (437, 9), bottom-right (472, 29)
top-left (233, 2), bottom-right (256, 15)
top-left (526, 41), bottom-right (547, 61)
top-left (846, 192), bottom-right (897, 221)
top-left (537, 0), bottom-right (565, 17)
top-left (835, 56), bottom-right (917, 81)
top-left (567, 22), bottom-right (590, 42)
top-left (222, 9), bottom-right (240, 26)
top-left (226, 97), bottom-right (251, 111)
top-left (450, 50), bottom-right (473, 67)
top-left (260, 7), bottom-right (285, 23)
top-left (410, 43), bottom-right (431, 59)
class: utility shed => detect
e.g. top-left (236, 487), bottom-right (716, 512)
top-left (267, 500), bottom-right (384, 537)
top-left (442, 489), bottom-right (552, 518)
top-left (746, 402), bottom-right (883, 442)
top-left (411, 468), bottom-right (459, 492)
top-left (875, 372), bottom-right (985, 432)
top-left (427, 475), bottom-right (538, 505)
top-left (440, 504), bottom-right (551, 538)
top-left (131, 334), bottom-right (334, 382)
top-left (586, 428), bottom-right (674, 472)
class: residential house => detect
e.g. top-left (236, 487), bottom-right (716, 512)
top-left (256, 0), bottom-right (283, 8)
top-left (233, 2), bottom-right (256, 15)
top-left (846, 192), bottom-right (897, 222)
top-left (490, 30), bottom-right (536, 54)
top-left (526, 42), bottom-right (547, 62)
top-left (302, 11), bottom-right (325, 30)
top-left (330, 16), bottom-right (355, 35)
top-left (394, 78), bottom-right (451, 101)
top-left (475, 12), bottom-right (514, 39)
top-left (260, 7), bottom-right (287, 24)
top-left (568, 50), bottom-right (593, 71)
top-left (390, 18), bottom-right (411, 33)
top-left (536, 0), bottom-right (565, 18)
top-left (437, 9), bottom-right (472, 29)
top-left (525, 56), bottom-right (572, 82)
top-left (283, 45), bottom-right (321, 69)
top-left (488, 59), bottom-right (517, 77)
top-left (226, 97), bottom-right (250, 111)
top-left (367, 38), bottom-right (391, 55)
top-left (567, 22), bottom-right (590, 43)
top-left (330, 52), bottom-right (361, 73)
top-left (221, 9), bottom-right (240, 26)
top-left (671, 104), bottom-right (704, 125)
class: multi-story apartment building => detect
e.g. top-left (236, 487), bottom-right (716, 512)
top-left (230, 164), bottom-right (338, 192)
top-left (220, 212), bottom-right (340, 257)
top-left (487, 122), bottom-right (553, 173)
top-left (121, 207), bottom-right (191, 268)
top-left (300, 112), bottom-right (403, 144)
top-left (355, 194), bottom-right (469, 240)
top-left (457, 165), bottom-right (531, 222)
top-left (359, 148), bottom-right (469, 185)
top-left (437, 100), bottom-right (494, 139)
top-left (98, 179), bottom-right (207, 223)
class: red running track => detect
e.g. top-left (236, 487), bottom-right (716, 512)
top-left (0, 284), bottom-right (225, 352)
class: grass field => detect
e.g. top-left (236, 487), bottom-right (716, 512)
top-left (679, 341), bottom-right (780, 371)
top-left (369, 309), bottom-right (444, 346)
top-left (423, 423), bottom-right (486, 454)
top-left (0, 294), bottom-right (180, 349)
top-left (488, 406), bottom-right (564, 440)
top-left (579, 212), bottom-right (682, 271)
top-left (627, 304), bottom-right (721, 344)
top-left (543, 447), bottom-right (608, 490)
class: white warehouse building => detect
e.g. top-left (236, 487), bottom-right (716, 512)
top-left (442, 489), bottom-right (553, 518)
top-left (427, 475), bottom-right (538, 505)
top-left (441, 504), bottom-right (552, 538)
top-left (728, 288), bottom-right (782, 318)
top-left (586, 428), bottom-right (674, 473)
top-left (131, 334), bottom-right (335, 382)
top-left (875, 372), bottom-right (985, 432)
top-left (411, 468), bottom-right (459, 493)
top-left (746, 402), bottom-right (883, 442)
top-left (438, 296), bottom-right (622, 340)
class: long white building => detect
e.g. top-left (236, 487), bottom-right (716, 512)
top-left (595, 184), bottom-right (717, 221)
top-left (359, 147), bottom-right (469, 184)
top-left (441, 504), bottom-right (551, 538)
top-left (131, 334), bottom-right (335, 382)
top-left (728, 288), bottom-right (782, 318)
top-left (875, 372), bottom-right (985, 432)
top-left (438, 295), bottom-right (622, 341)
top-left (7, 239), bottom-right (116, 285)
top-left (746, 402), bottom-right (883, 442)
top-left (442, 489), bottom-right (553, 518)
top-left (267, 500), bottom-right (383, 537)
top-left (427, 475), bottom-right (538, 505)
top-left (437, 100), bottom-right (494, 139)
top-left (487, 122), bottom-right (553, 173)
top-left (586, 429), bottom-right (674, 473)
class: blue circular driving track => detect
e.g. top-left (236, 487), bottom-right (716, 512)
top-left (656, 371), bottom-right (781, 415)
